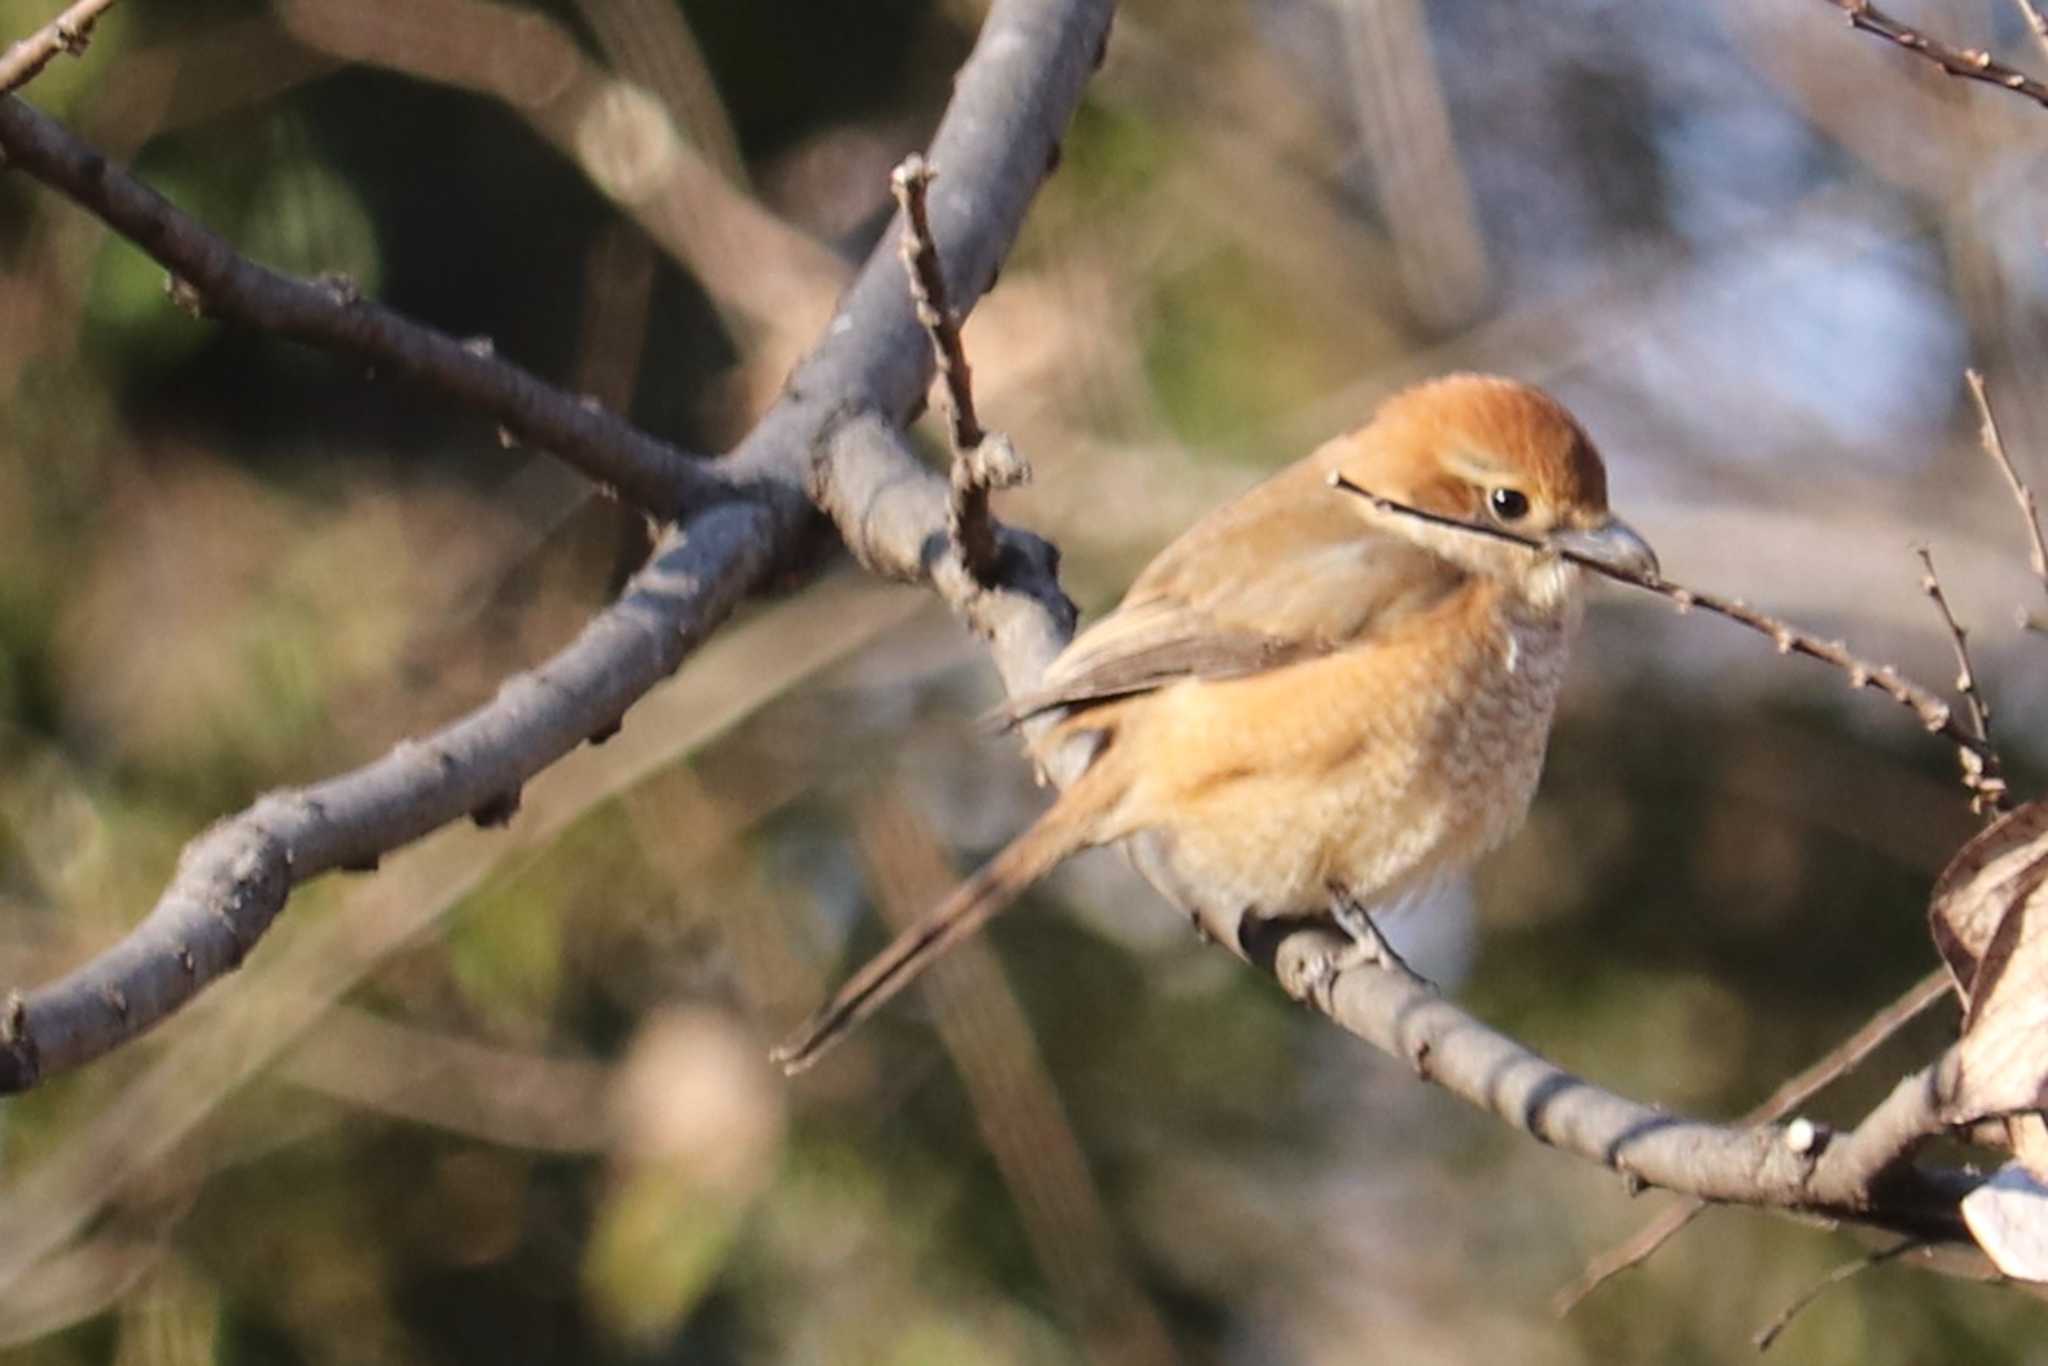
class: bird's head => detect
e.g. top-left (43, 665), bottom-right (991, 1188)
top-left (1327, 374), bottom-right (1657, 614)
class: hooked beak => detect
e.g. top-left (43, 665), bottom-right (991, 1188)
top-left (1548, 517), bottom-right (1659, 580)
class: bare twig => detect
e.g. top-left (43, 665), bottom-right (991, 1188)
top-left (1556, 967), bottom-right (1954, 1314)
top-left (1819, 0), bottom-right (2048, 110)
top-left (1751, 972), bottom-right (1948, 1120)
top-left (0, 97), bottom-right (719, 519)
top-left (1914, 545), bottom-right (2009, 814)
top-left (0, 0), bottom-right (119, 96)
top-left (892, 154), bottom-right (1030, 583)
top-left (1965, 369), bottom-right (2048, 628)
top-left (1752, 1239), bottom-right (1923, 1352)
top-left (1326, 475), bottom-right (1992, 762)
top-left (894, 155), bottom-right (986, 452)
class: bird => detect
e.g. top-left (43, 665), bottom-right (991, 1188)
top-left (773, 373), bottom-right (1656, 1074)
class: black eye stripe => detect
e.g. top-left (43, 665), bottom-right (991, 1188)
top-left (1489, 487), bottom-right (1530, 521)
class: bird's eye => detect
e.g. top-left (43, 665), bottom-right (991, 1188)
top-left (1488, 488), bottom-right (1531, 522)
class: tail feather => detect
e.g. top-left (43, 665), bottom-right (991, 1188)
top-left (772, 785), bottom-right (1106, 1074)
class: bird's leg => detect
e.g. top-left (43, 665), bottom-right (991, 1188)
top-left (1328, 888), bottom-right (1410, 973)
top-left (1297, 885), bottom-right (1435, 1004)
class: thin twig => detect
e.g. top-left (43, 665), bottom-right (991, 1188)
top-left (0, 0), bottom-right (119, 96)
top-left (893, 154), bottom-right (1029, 583)
top-left (1819, 0), bottom-right (2048, 110)
top-left (1914, 545), bottom-right (2009, 815)
top-left (1326, 475), bottom-right (1992, 762)
top-left (1965, 369), bottom-right (2048, 630)
top-left (0, 502), bottom-right (782, 1094)
top-left (1752, 1238), bottom-right (1923, 1352)
top-left (0, 98), bottom-right (720, 520)
top-left (1555, 967), bottom-right (1954, 1314)
top-left (2016, 0), bottom-right (2048, 65)
top-left (894, 155), bottom-right (984, 453)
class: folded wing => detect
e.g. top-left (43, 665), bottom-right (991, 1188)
top-left (1005, 449), bottom-right (1468, 725)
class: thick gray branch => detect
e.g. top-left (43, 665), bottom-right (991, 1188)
top-left (1238, 924), bottom-right (1979, 1246)
top-left (2, 502), bottom-right (776, 1088)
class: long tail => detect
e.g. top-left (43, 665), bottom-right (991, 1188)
top-left (772, 775), bottom-right (1114, 1074)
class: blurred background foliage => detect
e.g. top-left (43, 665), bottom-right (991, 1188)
top-left (3, 0), bottom-right (2048, 1361)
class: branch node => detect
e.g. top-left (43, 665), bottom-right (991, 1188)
top-left (164, 274), bottom-right (207, 319)
top-left (0, 0), bottom-right (120, 98)
top-left (470, 789), bottom-right (523, 829)
top-left (1966, 369), bottom-right (2048, 611)
top-left (315, 270), bottom-right (361, 306)
top-left (0, 991), bottom-right (38, 1090)
top-left (948, 429), bottom-right (1032, 581)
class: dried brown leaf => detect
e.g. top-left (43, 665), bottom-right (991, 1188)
top-left (1928, 801), bottom-right (2048, 1173)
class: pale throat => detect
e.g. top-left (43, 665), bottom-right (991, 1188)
top-left (1513, 555), bottom-right (1586, 621)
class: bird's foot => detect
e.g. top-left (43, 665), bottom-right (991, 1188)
top-left (1278, 891), bottom-right (1438, 1009)
top-left (1319, 888), bottom-right (1435, 992)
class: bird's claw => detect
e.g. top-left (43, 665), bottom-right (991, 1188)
top-left (1314, 889), bottom-right (1435, 995)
